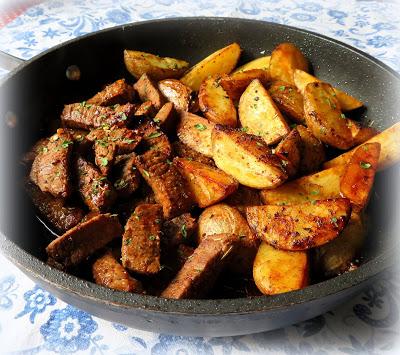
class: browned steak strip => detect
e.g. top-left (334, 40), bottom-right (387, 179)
top-left (138, 121), bottom-right (172, 157)
top-left (46, 213), bottom-right (123, 268)
top-left (133, 73), bottom-right (165, 110)
top-left (121, 204), bottom-right (163, 275)
top-left (75, 157), bottom-right (116, 211)
top-left (21, 138), bottom-right (49, 167)
top-left (25, 180), bottom-right (84, 234)
top-left (163, 213), bottom-right (197, 248)
top-left (113, 154), bottom-right (141, 197)
top-left (134, 101), bottom-right (157, 117)
top-left (92, 250), bottom-right (143, 293)
top-left (30, 129), bottom-right (73, 198)
top-left (87, 79), bottom-right (135, 106)
top-left (93, 141), bottom-right (117, 175)
top-left (172, 141), bottom-right (215, 166)
top-left (161, 234), bottom-right (239, 299)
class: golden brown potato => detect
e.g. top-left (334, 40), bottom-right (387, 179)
top-left (246, 198), bottom-right (352, 251)
top-left (180, 43), bottom-right (241, 91)
top-left (198, 76), bottom-right (237, 127)
top-left (174, 158), bottom-right (238, 208)
top-left (253, 242), bottom-right (309, 295)
top-left (158, 79), bottom-right (192, 112)
top-left (304, 82), bottom-right (353, 149)
top-left (177, 112), bottom-right (215, 157)
top-left (233, 56), bottom-right (271, 73)
top-left (268, 81), bottom-right (305, 124)
top-left (323, 122), bottom-right (400, 171)
top-left (212, 125), bottom-right (288, 189)
top-left (220, 69), bottom-right (270, 101)
top-left (347, 121), bottom-right (378, 146)
top-left (239, 79), bottom-right (290, 145)
top-left (269, 43), bottom-right (308, 84)
top-left (275, 129), bottom-right (302, 178)
top-left (293, 69), bottom-right (363, 111)
top-left (340, 142), bottom-right (380, 210)
top-left (124, 50), bottom-right (189, 81)
top-left (224, 185), bottom-right (262, 215)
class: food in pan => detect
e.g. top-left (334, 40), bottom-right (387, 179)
top-left (22, 42), bottom-right (399, 299)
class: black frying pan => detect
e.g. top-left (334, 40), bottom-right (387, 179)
top-left (0, 17), bottom-right (399, 337)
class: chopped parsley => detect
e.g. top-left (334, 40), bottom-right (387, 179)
top-left (155, 219), bottom-right (161, 224)
top-left (41, 147), bottom-right (48, 153)
top-left (100, 157), bottom-right (108, 167)
top-left (240, 126), bottom-right (248, 133)
top-left (166, 159), bottom-right (173, 165)
top-left (124, 238), bottom-right (132, 246)
top-left (80, 101), bottom-right (92, 108)
top-left (360, 161), bottom-right (372, 169)
top-left (153, 118), bottom-right (161, 123)
top-left (119, 112), bottom-right (128, 121)
top-left (148, 235), bottom-right (156, 241)
top-left (256, 142), bottom-right (263, 146)
top-left (96, 139), bottom-right (108, 147)
top-left (194, 123), bottom-right (207, 131)
top-left (114, 179), bottom-right (128, 190)
top-left (142, 170), bottom-right (150, 177)
top-left (290, 123), bottom-right (297, 129)
top-left (310, 199), bottom-right (317, 205)
top-left (340, 113), bottom-right (346, 119)
top-left (61, 140), bottom-right (73, 149)
top-left (331, 217), bottom-right (339, 227)
top-left (278, 85), bottom-right (286, 91)
top-left (181, 224), bottom-right (187, 238)
top-left (310, 190), bottom-right (319, 195)
top-left (147, 131), bottom-right (162, 139)
top-left (123, 139), bottom-right (135, 144)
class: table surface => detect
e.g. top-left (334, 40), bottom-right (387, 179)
top-left (0, 0), bottom-right (399, 354)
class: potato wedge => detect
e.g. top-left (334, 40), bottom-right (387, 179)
top-left (177, 112), bottom-right (215, 157)
top-left (323, 122), bottom-right (400, 171)
top-left (158, 79), bottom-right (192, 112)
top-left (293, 69), bottom-right (363, 111)
top-left (124, 50), bottom-right (189, 81)
top-left (275, 129), bottom-right (302, 178)
top-left (220, 69), bottom-right (270, 101)
top-left (224, 185), bottom-right (262, 215)
top-left (246, 198), bottom-right (352, 251)
top-left (260, 165), bottom-right (345, 206)
top-left (180, 43), bottom-right (241, 91)
top-left (269, 43), bottom-right (308, 84)
top-left (212, 125), bottom-right (288, 189)
top-left (340, 143), bottom-right (380, 210)
top-left (268, 81), bottom-right (305, 124)
top-left (174, 158), bottom-right (238, 208)
top-left (253, 242), bottom-right (308, 295)
top-left (198, 76), bottom-right (237, 126)
top-left (233, 56), bottom-right (271, 73)
top-left (304, 82), bottom-right (353, 149)
top-left (347, 120), bottom-right (378, 146)
top-left (239, 79), bottom-right (290, 145)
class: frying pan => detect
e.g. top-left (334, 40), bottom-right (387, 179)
top-left (0, 17), bottom-right (399, 337)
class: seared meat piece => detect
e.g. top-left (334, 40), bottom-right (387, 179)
top-left (121, 204), bottom-right (163, 275)
top-left (113, 154), bottom-right (141, 197)
top-left (46, 213), bottom-right (123, 268)
top-left (92, 250), bottom-right (143, 293)
top-left (172, 141), bottom-right (215, 166)
top-left (133, 73), bottom-right (165, 110)
top-left (21, 138), bottom-right (49, 167)
top-left (161, 234), bottom-right (239, 299)
top-left (163, 213), bottom-right (197, 247)
top-left (135, 149), bottom-right (193, 218)
top-left (30, 129), bottom-right (73, 198)
top-left (61, 102), bottom-right (136, 130)
top-left (138, 121), bottom-right (172, 157)
top-left (75, 157), bottom-right (116, 211)
top-left (224, 185), bottom-right (262, 215)
top-left (25, 180), bottom-right (84, 234)
top-left (93, 141), bottom-right (117, 175)
top-left (176, 244), bottom-right (195, 269)
top-left (154, 102), bottom-right (176, 133)
top-left (134, 101), bottom-right (157, 117)
top-left (87, 79), bottom-right (135, 106)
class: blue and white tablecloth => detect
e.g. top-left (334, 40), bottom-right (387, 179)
top-left (0, 1), bottom-right (399, 354)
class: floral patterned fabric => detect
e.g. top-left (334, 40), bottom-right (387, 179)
top-left (0, 0), bottom-right (399, 354)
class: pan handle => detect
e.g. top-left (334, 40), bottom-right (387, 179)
top-left (0, 50), bottom-right (25, 71)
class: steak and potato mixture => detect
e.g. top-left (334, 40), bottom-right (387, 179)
top-left (22, 42), bottom-right (400, 299)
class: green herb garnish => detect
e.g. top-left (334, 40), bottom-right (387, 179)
top-left (147, 131), bottom-right (162, 139)
top-left (194, 123), bottom-right (207, 131)
top-left (100, 157), bottom-right (108, 167)
top-left (181, 224), bottom-right (187, 238)
top-left (360, 161), bottom-right (371, 169)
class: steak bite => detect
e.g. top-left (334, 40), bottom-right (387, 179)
top-left (46, 213), bottom-right (123, 268)
top-left (61, 102), bottom-right (136, 130)
top-left (154, 102), bottom-right (176, 132)
top-left (121, 204), bottom-right (163, 275)
top-left (30, 129), bottom-right (73, 199)
top-left (133, 73), bottom-right (165, 110)
top-left (163, 213), bottom-right (197, 248)
top-left (112, 154), bottom-right (141, 197)
top-left (138, 121), bottom-right (172, 157)
top-left (93, 141), bottom-right (117, 175)
top-left (87, 79), bottom-right (135, 106)
top-left (134, 101), bottom-right (157, 117)
top-left (92, 250), bottom-right (143, 293)
top-left (75, 157), bottom-right (116, 211)
top-left (25, 180), bottom-right (85, 234)
top-left (161, 233), bottom-right (239, 299)
top-left (21, 138), bottom-right (49, 167)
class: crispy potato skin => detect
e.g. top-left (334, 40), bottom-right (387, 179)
top-left (253, 242), bottom-right (308, 295)
top-left (158, 79), bottom-right (192, 112)
top-left (233, 56), bottom-right (271, 74)
top-left (275, 129), bottom-right (302, 178)
top-left (347, 120), bottom-right (378, 146)
top-left (246, 198), bottom-right (352, 251)
top-left (212, 125), bottom-right (288, 189)
top-left (199, 76), bottom-right (237, 127)
top-left (269, 43), bottom-right (308, 84)
top-left (304, 82), bottom-right (353, 150)
top-left (174, 158), bottom-right (238, 208)
top-left (124, 50), bottom-right (189, 80)
top-left (340, 143), bottom-right (380, 210)
top-left (239, 79), bottom-right (290, 145)
top-left (180, 43), bottom-right (241, 91)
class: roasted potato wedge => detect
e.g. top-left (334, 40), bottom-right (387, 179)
top-left (198, 76), bottom-right (237, 126)
top-left (220, 69), bottom-right (270, 101)
top-left (239, 79), bottom-right (290, 145)
top-left (224, 185), bottom-right (262, 215)
top-left (275, 129), bottom-right (302, 178)
top-left (269, 43), bottom-right (308, 84)
top-left (246, 198), bottom-right (352, 251)
top-left (180, 43), bottom-right (241, 91)
top-left (124, 50), bottom-right (189, 81)
top-left (177, 112), bottom-right (215, 157)
top-left (174, 158), bottom-right (238, 208)
top-left (253, 242), bottom-right (308, 295)
top-left (158, 79), bottom-right (192, 112)
top-left (347, 120), bottom-right (378, 146)
top-left (268, 81), bottom-right (305, 124)
top-left (293, 69), bottom-right (363, 111)
top-left (304, 82), bottom-right (353, 149)
top-left (340, 143), bottom-right (380, 210)
top-left (323, 122), bottom-right (400, 171)
top-left (233, 55), bottom-right (271, 73)
top-left (212, 125), bottom-right (288, 189)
